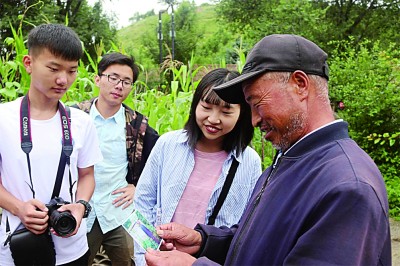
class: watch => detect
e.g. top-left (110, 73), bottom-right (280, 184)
top-left (76, 199), bottom-right (91, 218)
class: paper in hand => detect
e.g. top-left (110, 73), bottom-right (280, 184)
top-left (122, 209), bottom-right (162, 251)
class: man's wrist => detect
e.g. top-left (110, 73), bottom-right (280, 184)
top-left (194, 230), bottom-right (203, 247)
top-left (76, 199), bottom-right (91, 218)
top-left (193, 229), bottom-right (204, 257)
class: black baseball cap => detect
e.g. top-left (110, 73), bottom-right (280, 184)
top-left (213, 34), bottom-right (329, 103)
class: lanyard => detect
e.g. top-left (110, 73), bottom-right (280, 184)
top-left (19, 95), bottom-right (73, 198)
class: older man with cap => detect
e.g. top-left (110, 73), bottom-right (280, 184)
top-left (144, 34), bottom-right (392, 266)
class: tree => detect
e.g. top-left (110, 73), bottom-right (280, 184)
top-left (139, 0), bottom-right (203, 65)
top-left (129, 10), bottom-right (156, 23)
top-left (68, 1), bottom-right (117, 65)
top-left (0, 1), bottom-right (54, 57)
top-left (322, 0), bottom-right (400, 50)
top-left (214, 0), bottom-right (330, 52)
top-left (215, 0), bottom-right (400, 54)
top-left (163, 0), bottom-right (202, 63)
top-left (329, 40), bottom-right (400, 217)
top-left (0, 0), bottom-right (117, 64)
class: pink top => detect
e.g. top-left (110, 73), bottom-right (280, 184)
top-left (171, 149), bottom-right (228, 228)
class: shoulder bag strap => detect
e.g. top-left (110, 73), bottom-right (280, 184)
top-left (131, 112), bottom-right (143, 155)
top-left (207, 158), bottom-right (239, 226)
top-left (128, 111), bottom-right (144, 185)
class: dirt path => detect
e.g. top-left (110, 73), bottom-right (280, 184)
top-left (390, 218), bottom-right (400, 265)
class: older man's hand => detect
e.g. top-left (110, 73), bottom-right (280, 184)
top-left (145, 249), bottom-right (196, 266)
top-left (156, 222), bottom-right (202, 255)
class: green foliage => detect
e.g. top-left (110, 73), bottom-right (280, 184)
top-left (329, 40), bottom-right (400, 218)
top-left (216, 0), bottom-right (400, 56)
top-left (251, 128), bottom-right (275, 168)
top-left (0, 0), bottom-right (118, 63)
top-left (166, 58), bottom-right (205, 92)
top-left (129, 10), bottom-right (156, 24)
top-left (62, 59), bottom-right (98, 105)
top-left (329, 40), bottom-right (400, 147)
top-left (323, 0), bottom-right (400, 50)
top-left (0, 25), bottom-right (30, 103)
top-left (116, 14), bottom-right (159, 64)
top-left (71, 1), bottom-right (118, 64)
top-left (197, 27), bottom-right (234, 64)
top-left (216, 0), bottom-right (329, 49)
top-left (129, 56), bottom-right (205, 134)
top-left (132, 86), bottom-right (193, 134)
top-left (117, 2), bottom-right (229, 66)
top-left (167, 1), bottom-right (203, 63)
top-left (365, 132), bottom-right (400, 219)
top-left (141, 0), bottom-right (204, 64)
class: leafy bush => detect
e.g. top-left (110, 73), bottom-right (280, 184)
top-left (329, 40), bottom-right (400, 219)
top-left (0, 26), bottom-right (29, 102)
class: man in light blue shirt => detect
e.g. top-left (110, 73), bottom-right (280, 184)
top-left (86, 101), bottom-right (134, 259)
top-left (74, 53), bottom-right (158, 265)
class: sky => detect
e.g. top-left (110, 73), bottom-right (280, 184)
top-left (87, 0), bottom-right (213, 29)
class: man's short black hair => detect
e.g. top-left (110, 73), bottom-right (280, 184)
top-left (27, 24), bottom-right (82, 61)
top-left (97, 52), bottom-right (140, 83)
top-left (184, 68), bottom-right (254, 155)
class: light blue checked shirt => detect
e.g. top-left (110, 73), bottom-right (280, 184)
top-left (86, 102), bottom-right (134, 233)
top-left (133, 129), bottom-right (262, 266)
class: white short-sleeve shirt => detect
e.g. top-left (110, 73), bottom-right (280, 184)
top-left (0, 97), bottom-right (103, 265)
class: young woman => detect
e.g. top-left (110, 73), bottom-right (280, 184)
top-left (133, 68), bottom-right (262, 265)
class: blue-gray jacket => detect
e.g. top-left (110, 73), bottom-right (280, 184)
top-left (194, 121), bottom-right (391, 265)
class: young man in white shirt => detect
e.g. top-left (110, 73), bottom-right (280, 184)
top-left (0, 23), bottom-right (102, 265)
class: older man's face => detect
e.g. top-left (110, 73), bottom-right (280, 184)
top-left (243, 74), bottom-right (307, 151)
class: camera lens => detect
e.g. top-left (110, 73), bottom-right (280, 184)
top-left (49, 210), bottom-right (77, 236)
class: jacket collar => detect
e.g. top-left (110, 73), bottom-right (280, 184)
top-left (284, 121), bottom-right (350, 157)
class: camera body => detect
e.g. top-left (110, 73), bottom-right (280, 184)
top-left (46, 197), bottom-right (77, 236)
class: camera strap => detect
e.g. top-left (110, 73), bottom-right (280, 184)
top-left (4, 95), bottom-right (74, 244)
top-left (19, 94), bottom-right (74, 199)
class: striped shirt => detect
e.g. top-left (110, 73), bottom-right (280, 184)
top-left (133, 129), bottom-right (262, 266)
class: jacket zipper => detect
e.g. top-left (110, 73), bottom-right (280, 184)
top-left (230, 152), bottom-right (282, 263)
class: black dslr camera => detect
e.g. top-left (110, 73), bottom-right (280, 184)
top-left (46, 197), bottom-right (77, 236)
